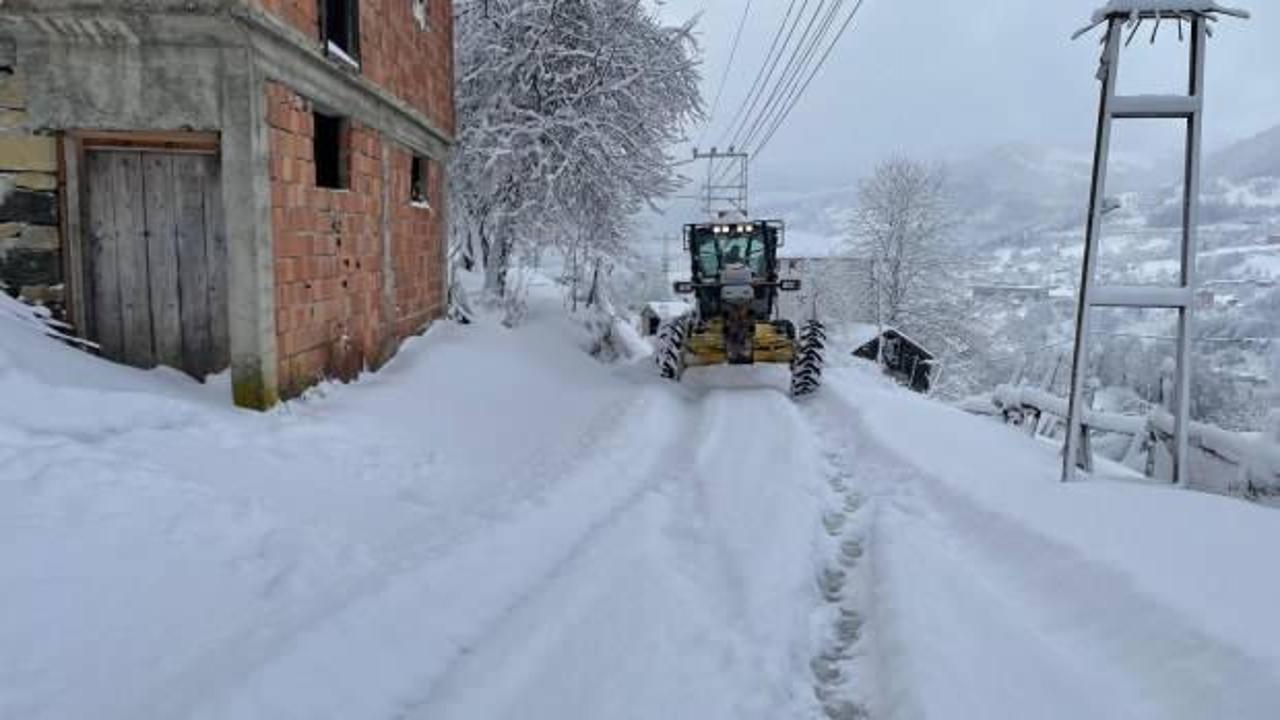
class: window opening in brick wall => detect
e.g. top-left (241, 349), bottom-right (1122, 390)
top-left (411, 156), bottom-right (430, 206)
top-left (322, 0), bottom-right (361, 67)
top-left (314, 111), bottom-right (350, 190)
top-left (412, 0), bottom-right (429, 30)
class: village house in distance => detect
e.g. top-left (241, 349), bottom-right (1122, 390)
top-left (0, 0), bottom-right (454, 408)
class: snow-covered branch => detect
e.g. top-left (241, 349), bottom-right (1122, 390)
top-left (450, 0), bottom-right (703, 303)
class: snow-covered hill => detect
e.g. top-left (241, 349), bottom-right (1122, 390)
top-left (755, 125), bottom-right (1280, 428)
top-left (1206, 123), bottom-right (1280, 183)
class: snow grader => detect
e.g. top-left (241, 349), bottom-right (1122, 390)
top-left (655, 219), bottom-right (825, 397)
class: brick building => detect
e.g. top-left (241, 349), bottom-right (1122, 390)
top-left (0, 0), bottom-right (454, 408)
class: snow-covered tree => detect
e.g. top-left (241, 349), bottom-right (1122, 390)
top-left (846, 157), bottom-right (959, 335)
top-left (844, 157), bottom-right (987, 396)
top-left (451, 0), bottom-right (702, 301)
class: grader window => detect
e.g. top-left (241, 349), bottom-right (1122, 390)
top-left (720, 236), bottom-right (767, 274)
top-left (696, 240), bottom-right (721, 278)
top-left (695, 233), bottom-right (766, 279)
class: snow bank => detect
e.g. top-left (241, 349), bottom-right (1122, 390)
top-left (992, 383), bottom-right (1280, 495)
top-left (829, 365), bottom-right (1280, 687)
top-left (0, 293), bottom-right (662, 718)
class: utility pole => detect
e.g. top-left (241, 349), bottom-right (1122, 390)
top-left (691, 147), bottom-right (749, 219)
top-left (1064, 4), bottom-right (1248, 484)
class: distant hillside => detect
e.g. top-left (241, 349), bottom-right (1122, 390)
top-left (1206, 123), bottom-right (1280, 182)
top-left (759, 122), bottom-right (1280, 247)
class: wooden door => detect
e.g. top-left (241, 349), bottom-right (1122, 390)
top-left (83, 150), bottom-right (229, 378)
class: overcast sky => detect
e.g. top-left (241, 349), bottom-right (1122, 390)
top-left (654, 0), bottom-right (1279, 193)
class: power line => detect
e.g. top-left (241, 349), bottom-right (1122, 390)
top-left (709, 0), bottom-right (845, 188)
top-left (752, 0), bottom-right (867, 160)
top-left (719, 0), bottom-right (811, 151)
top-left (752, 0), bottom-right (868, 161)
top-left (712, 0), bottom-right (799, 152)
top-left (745, 0), bottom-right (850, 150)
top-left (736, 0), bottom-right (846, 153)
top-left (698, 0), bottom-right (754, 147)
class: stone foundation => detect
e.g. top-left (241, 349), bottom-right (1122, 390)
top-left (0, 40), bottom-right (62, 319)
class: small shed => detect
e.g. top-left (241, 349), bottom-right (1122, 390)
top-left (639, 301), bottom-right (691, 336)
top-left (851, 326), bottom-right (936, 394)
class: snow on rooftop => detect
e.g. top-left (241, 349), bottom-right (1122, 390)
top-left (847, 322), bottom-right (934, 358)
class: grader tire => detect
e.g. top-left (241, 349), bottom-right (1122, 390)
top-left (791, 319), bottom-right (827, 398)
top-left (655, 318), bottom-right (689, 381)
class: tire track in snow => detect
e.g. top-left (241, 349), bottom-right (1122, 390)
top-left (679, 385), bottom-right (825, 715)
top-left (391, 393), bottom-right (708, 719)
top-left (400, 375), bottom-right (826, 720)
top-left (814, 386), bottom-right (1280, 720)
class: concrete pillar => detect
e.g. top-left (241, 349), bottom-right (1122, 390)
top-left (220, 50), bottom-right (279, 409)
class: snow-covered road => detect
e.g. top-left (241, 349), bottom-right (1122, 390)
top-left (3, 303), bottom-right (1279, 719)
top-left (403, 381), bottom-right (824, 720)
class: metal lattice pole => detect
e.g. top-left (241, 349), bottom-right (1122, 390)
top-left (1064, 6), bottom-right (1245, 485)
top-left (1064, 18), bottom-right (1123, 483)
top-left (692, 148), bottom-right (750, 219)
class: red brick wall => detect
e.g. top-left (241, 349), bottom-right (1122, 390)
top-left (253, 0), bottom-right (319, 40)
top-left (388, 150), bottom-right (446, 338)
top-left (266, 81), bottom-right (444, 397)
top-left (252, 0), bottom-right (455, 136)
top-left (360, 0), bottom-right (455, 136)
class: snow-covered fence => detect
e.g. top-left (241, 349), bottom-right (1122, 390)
top-left (989, 384), bottom-right (1280, 501)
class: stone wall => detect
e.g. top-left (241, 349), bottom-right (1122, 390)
top-left (266, 80), bottom-right (444, 398)
top-left (0, 40), bottom-right (62, 318)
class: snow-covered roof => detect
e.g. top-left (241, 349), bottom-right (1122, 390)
top-left (848, 323), bottom-right (935, 359)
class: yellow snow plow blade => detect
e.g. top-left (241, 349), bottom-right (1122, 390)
top-left (685, 320), bottom-right (795, 367)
